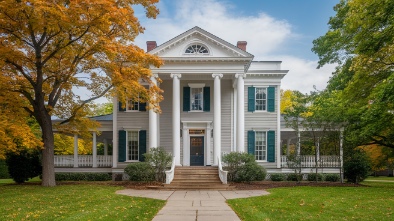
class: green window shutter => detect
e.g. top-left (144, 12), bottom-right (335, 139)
top-left (248, 86), bottom-right (255, 112)
top-left (247, 130), bottom-right (255, 155)
top-left (267, 131), bottom-right (275, 162)
top-left (118, 130), bottom-right (126, 162)
top-left (139, 130), bottom-right (147, 162)
top-left (183, 87), bottom-right (190, 112)
top-left (118, 102), bottom-right (126, 112)
top-left (267, 86), bottom-right (275, 112)
top-left (203, 87), bottom-right (210, 112)
top-left (139, 102), bottom-right (146, 111)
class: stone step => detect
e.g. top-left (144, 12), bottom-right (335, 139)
top-left (173, 176), bottom-right (220, 180)
top-left (163, 184), bottom-right (233, 190)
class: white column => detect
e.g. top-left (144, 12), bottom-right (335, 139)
top-left (316, 137), bottom-right (320, 163)
top-left (73, 134), bottom-right (78, 168)
top-left (212, 73), bottom-right (223, 165)
top-left (182, 127), bottom-right (189, 166)
top-left (276, 84), bottom-right (281, 168)
top-left (171, 73), bottom-right (182, 166)
top-left (104, 139), bottom-right (108, 156)
top-left (149, 74), bottom-right (158, 150)
top-left (206, 124), bottom-right (212, 166)
top-left (112, 96), bottom-right (118, 168)
top-left (233, 86), bottom-right (237, 152)
top-left (92, 132), bottom-right (97, 168)
top-left (235, 74), bottom-right (245, 152)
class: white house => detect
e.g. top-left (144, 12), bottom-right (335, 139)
top-left (54, 27), bottom-right (341, 178)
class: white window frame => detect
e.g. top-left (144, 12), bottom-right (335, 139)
top-left (184, 44), bottom-right (210, 55)
top-left (255, 87), bottom-right (267, 111)
top-left (188, 83), bottom-right (205, 112)
top-left (255, 131), bottom-right (267, 162)
top-left (126, 130), bottom-right (139, 161)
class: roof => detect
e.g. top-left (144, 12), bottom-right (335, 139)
top-left (89, 114), bottom-right (113, 121)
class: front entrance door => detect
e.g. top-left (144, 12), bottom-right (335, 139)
top-left (190, 136), bottom-right (204, 166)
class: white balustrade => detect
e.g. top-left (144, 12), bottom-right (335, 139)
top-left (165, 156), bottom-right (176, 184)
top-left (281, 155), bottom-right (340, 168)
top-left (54, 155), bottom-right (112, 168)
top-left (218, 156), bottom-right (228, 184)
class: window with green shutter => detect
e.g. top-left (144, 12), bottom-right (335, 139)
top-left (248, 87), bottom-right (255, 112)
top-left (118, 130), bottom-right (126, 162)
top-left (267, 86), bottom-right (275, 112)
top-left (247, 130), bottom-right (255, 155)
top-left (139, 130), bottom-right (147, 162)
top-left (118, 102), bottom-right (126, 112)
top-left (267, 131), bottom-right (275, 162)
top-left (203, 87), bottom-right (210, 112)
top-left (183, 87), bottom-right (190, 111)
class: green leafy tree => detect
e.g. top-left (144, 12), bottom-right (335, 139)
top-left (312, 0), bottom-right (394, 149)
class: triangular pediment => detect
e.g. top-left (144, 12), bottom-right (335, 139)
top-left (148, 26), bottom-right (254, 60)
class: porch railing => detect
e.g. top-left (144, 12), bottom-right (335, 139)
top-left (165, 156), bottom-right (176, 184)
top-left (281, 155), bottom-right (340, 168)
top-left (54, 155), bottom-right (112, 168)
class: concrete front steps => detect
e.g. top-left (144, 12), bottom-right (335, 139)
top-left (163, 166), bottom-right (233, 190)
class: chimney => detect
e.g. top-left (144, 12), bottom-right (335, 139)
top-left (237, 41), bottom-right (247, 51)
top-left (147, 41), bottom-right (157, 52)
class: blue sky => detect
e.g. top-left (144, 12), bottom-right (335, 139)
top-left (132, 0), bottom-right (340, 93)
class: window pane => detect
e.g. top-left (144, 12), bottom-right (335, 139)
top-left (255, 88), bottom-right (267, 111)
top-left (191, 88), bottom-right (203, 110)
top-left (127, 131), bottom-right (139, 161)
top-left (255, 131), bottom-right (267, 161)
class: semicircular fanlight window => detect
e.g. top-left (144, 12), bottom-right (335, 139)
top-left (185, 44), bottom-right (209, 54)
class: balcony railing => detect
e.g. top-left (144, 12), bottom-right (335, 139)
top-left (54, 155), bottom-right (112, 168)
top-left (281, 155), bottom-right (340, 168)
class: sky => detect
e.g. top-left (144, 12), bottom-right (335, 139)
top-left (132, 0), bottom-right (340, 94)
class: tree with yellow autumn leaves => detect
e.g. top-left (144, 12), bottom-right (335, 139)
top-left (0, 0), bottom-right (162, 186)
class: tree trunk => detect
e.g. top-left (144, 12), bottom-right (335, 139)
top-left (39, 111), bottom-right (56, 187)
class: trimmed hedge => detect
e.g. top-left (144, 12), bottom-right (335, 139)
top-left (0, 160), bottom-right (9, 179)
top-left (307, 173), bottom-right (323, 181)
top-left (270, 173), bottom-right (285, 181)
top-left (124, 162), bottom-right (155, 182)
top-left (287, 173), bottom-right (303, 181)
top-left (55, 173), bottom-right (112, 181)
top-left (325, 174), bottom-right (340, 182)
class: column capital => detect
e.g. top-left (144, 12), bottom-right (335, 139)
top-left (235, 73), bottom-right (246, 79)
top-left (212, 73), bottom-right (223, 79)
top-left (170, 73), bottom-right (182, 79)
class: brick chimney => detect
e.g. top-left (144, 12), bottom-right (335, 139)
top-left (147, 41), bottom-right (157, 52)
top-left (237, 41), bottom-right (247, 51)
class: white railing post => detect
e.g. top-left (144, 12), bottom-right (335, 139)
top-left (165, 156), bottom-right (176, 184)
top-left (218, 156), bottom-right (228, 184)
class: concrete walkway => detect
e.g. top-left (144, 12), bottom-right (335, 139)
top-left (116, 189), bottom-right (270, 221)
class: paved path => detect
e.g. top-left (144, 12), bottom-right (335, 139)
top-left (116, 189), bottom-right (269, 221)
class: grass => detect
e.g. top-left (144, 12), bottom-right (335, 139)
top-left (365, 176), bottom-right (394, 181)
top-left (0, 184), bottom-right (165, 220)
top-left (0, 177), bottom-right (41, 185)
top-left (228, 182), bottom-right (394, 221)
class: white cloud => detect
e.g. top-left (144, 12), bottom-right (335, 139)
top-left (134, 0), bottom-right (336, 94)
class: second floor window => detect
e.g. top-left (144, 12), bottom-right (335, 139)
top-left (191, 87), bottom-right (203, 111)
top-left (255, 87), bottom-right (267, 111)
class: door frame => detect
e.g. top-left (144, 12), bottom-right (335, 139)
top-left (181, 121), bottom-right (212, 166)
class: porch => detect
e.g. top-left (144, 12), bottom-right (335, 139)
top-left (54, 155), bottom-right (113, 168)
top-left (280, 155), bottom-right (340, 168)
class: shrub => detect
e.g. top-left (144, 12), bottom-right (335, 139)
top-left (234, 163), bottom-right (266, 182)
top-left (0, 160), bottom-right (9, 179)
top-left (6, 148), bottom-right (41, 183)
top-left (124, 162), bottom-right (155, 182)
top-left (307, 173), bottom-right (323, 181)
top-left (344, 149), bottom-right (371, 184)
top-left (55, 173), bottom-right (112, 181)
top-left (287, 173), bottom-right (303, 181)
top-left (324, 174), bottom-right (340, 182)
top-left (222, 152), bottom-right (255, 181)
top-left (143, 147), bottom-right (172, 182)
top-left (270, 173), bottom-right (285, 181)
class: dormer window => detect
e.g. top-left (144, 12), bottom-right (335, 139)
top-left (185, 44), bottom-right (209, 54)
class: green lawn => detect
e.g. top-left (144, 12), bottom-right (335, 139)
top-left (228, 182), bottom-right (394, 221)
top-left (0, 184), bottom-right (165, 220)
top-left (365, 176), bottom-right (394, 181)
